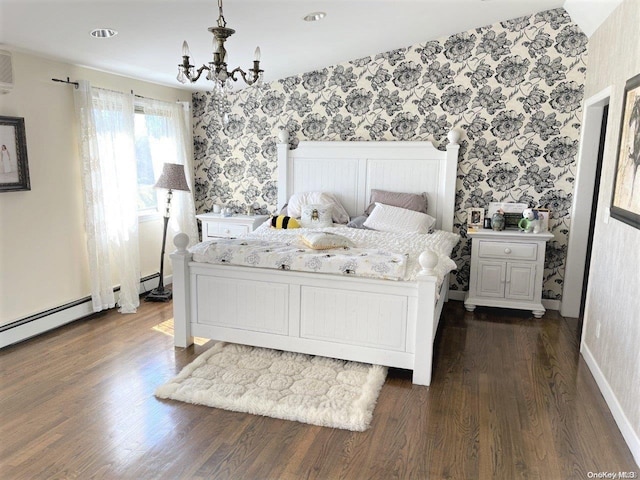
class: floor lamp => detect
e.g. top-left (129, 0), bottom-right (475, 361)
top-left (146, 162), bottom-right (191, 302)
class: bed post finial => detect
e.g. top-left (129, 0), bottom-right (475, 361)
top-left (447, 129), bottom-right (460, 146)
top-left (174, 232), bottom-right (189, 253)
top-left (418, 250), bottom-right (439, 277)
top-left (277, 128), bottom-right (289, 145)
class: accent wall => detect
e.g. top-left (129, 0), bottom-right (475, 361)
top-left (192, 7), bottom-right (588, 299)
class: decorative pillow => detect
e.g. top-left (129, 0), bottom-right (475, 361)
top-left (363, 202), bottom-right (436, 234)
top-left (270, 215), bottom-right (300, 229)
top-left (286, 192), bottom-right (350, 224)
top-left (300, 204), bottom-right (334, 228)
top-left (346, 215), bottom-right (369, 229)
top-left (300, 231), bottom-right (355, 250)
top-left (364, 189), bottom-right (428, 216)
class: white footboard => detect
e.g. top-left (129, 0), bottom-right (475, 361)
top-left (170, 234), bottom-right (446, 386)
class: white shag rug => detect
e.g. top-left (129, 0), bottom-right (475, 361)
top-left (155, 342), bottom-right (387, 431)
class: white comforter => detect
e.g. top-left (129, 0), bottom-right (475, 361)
top-left (191, 223), bottom-right (460, 286)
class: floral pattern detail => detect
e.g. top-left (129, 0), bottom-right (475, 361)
top-left (192, 7), bottom-right (586, 299)
top-left (191, 238), bottom-right (409, 280)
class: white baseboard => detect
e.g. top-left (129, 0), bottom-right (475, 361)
top-left (0, 301), bottom-right (96, 350)
top-left (448, 290), bottom-right (561, 311)
top-left (581, 343), bottom-right (640, 467)
top-left (0, 274), bottom-right (172, 349)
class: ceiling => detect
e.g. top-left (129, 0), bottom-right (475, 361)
top-left (0, 0), bottom-right (613, 93)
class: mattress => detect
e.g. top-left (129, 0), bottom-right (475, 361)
top-left (191, 223), bottom-right (459, 286)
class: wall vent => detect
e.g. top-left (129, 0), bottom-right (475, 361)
top-left (0, 50), bottom-right (14, 94)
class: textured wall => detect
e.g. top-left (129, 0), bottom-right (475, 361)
top-left (580, 0), bottom-right (640, 458)
top-left (192, 8), bottom-right (587, 299)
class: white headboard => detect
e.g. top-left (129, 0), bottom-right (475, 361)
top-left (276, 133), bottom-right (460, 231)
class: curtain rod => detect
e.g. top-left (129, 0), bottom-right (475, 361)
top-left (51, 77), bottom-right (147, 99)
top-left (51, 77), bottom-right (79, 89)
top-left (51, 77), bottom-right (188, 103)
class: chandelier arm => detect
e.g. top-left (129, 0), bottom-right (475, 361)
top-left (229, 66), bottom-right (262, 85)
top-left (228, 66), bottom-right (247, 83)
top-left (188, 64), bottom-right (212, 83)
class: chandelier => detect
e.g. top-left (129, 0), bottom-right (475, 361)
top-left (176, 0), bottom-right (263, 92)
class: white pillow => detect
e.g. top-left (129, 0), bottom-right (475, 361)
top-left (300, 231), bottom-right (355, 250)
top-left (300, 204), bottom-right (334, 228)
top-left (363, 202), bottom-right (436, 234)
top-left (286, 192), bottom-right (350, 224)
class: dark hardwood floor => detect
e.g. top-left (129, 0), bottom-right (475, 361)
top-left (0, 299), bottom-right (636, 479)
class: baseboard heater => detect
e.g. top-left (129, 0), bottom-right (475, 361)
top-left (0, 273), bottom-right (164, 349)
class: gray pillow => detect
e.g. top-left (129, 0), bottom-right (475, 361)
top-left (346, 215), bottom-right (370, 229)
top-left (364, 189), bottom-right (428, 216)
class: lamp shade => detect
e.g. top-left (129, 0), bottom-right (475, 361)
top-left (154, 163), bottom-right (191, 192)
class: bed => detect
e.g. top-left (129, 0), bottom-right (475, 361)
top-left (171, 132), bottom-right (460, 385)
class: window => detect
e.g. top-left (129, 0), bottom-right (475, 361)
top-left (135, 109), bottom-right (160, 215)
top-left (134, 106), bottom-right (177, 217)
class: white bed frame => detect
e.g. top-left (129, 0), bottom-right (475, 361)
top-left (171, 132), bottom-right (460, 385)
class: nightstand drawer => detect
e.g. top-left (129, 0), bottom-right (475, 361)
top-left (198, 214), bottom-right (269, 241)
top-left (220, 224), bottom-right (250, 238)
top-left (205, 222), bottom-right (250, 238)
top-left (478, 241), bottom-right (537, 260)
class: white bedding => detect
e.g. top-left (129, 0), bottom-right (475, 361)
top-left (191, 223), bottom-right (460, 286)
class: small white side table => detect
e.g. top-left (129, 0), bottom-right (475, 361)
top-left (197, 213), bottom-right (269, 240)
top-left (464, 229), bottom-right (554, 318)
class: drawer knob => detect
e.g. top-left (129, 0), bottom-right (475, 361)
top-left (504, 248), bottom-right (512, 254)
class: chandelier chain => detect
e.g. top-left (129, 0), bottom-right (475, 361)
top-left (217, 0), bottom-right (227, 27)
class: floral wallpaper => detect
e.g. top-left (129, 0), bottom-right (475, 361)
top-left (192, 7), bottom-right (587, 299)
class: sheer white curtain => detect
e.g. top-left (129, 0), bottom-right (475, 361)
top-left (74, 81), bottom-right (141, 313)
top-left (137, 98), bottom-right (198, 245)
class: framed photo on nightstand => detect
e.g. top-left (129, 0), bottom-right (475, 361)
top-left (467, 208), bottom-right (484, 229)
top-left (534, 208), bottom-right (550, 232)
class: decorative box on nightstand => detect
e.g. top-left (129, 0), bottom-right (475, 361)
top-left (464, 229), bottom-right (554, 318)
top-left (197, 213), bottom-right (269, 240)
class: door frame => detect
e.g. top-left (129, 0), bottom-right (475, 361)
top-left (561, 86), bottom-right (612, 318)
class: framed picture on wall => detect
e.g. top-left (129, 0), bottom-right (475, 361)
top-left (0, 116), bottom-right (31, 192)
top-left (610, 73), bottom-right (640, 229)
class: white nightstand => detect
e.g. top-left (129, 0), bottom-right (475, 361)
top-left (197, 213), bottom-right (269, 240)
top-left (464, 229), bottom-right (554, 318)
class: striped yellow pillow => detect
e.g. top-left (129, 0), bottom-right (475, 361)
top-left (270, 215), bottom-right (300, 229)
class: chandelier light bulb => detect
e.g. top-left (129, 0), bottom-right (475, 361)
top-left (182, 41), bottom-right (190, 57)
top-left (254, 46), bottom-right (261, 62)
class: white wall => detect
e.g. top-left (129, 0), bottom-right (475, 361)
top-left (580, 0), bottom-right (640, 465)
top-left (0, 51), bottom-right (191, 327)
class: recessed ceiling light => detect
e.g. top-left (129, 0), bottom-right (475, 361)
top-left (90, 28), bottom-right (118, 38)
top-left (303, 12), bottom-right (326, 22)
